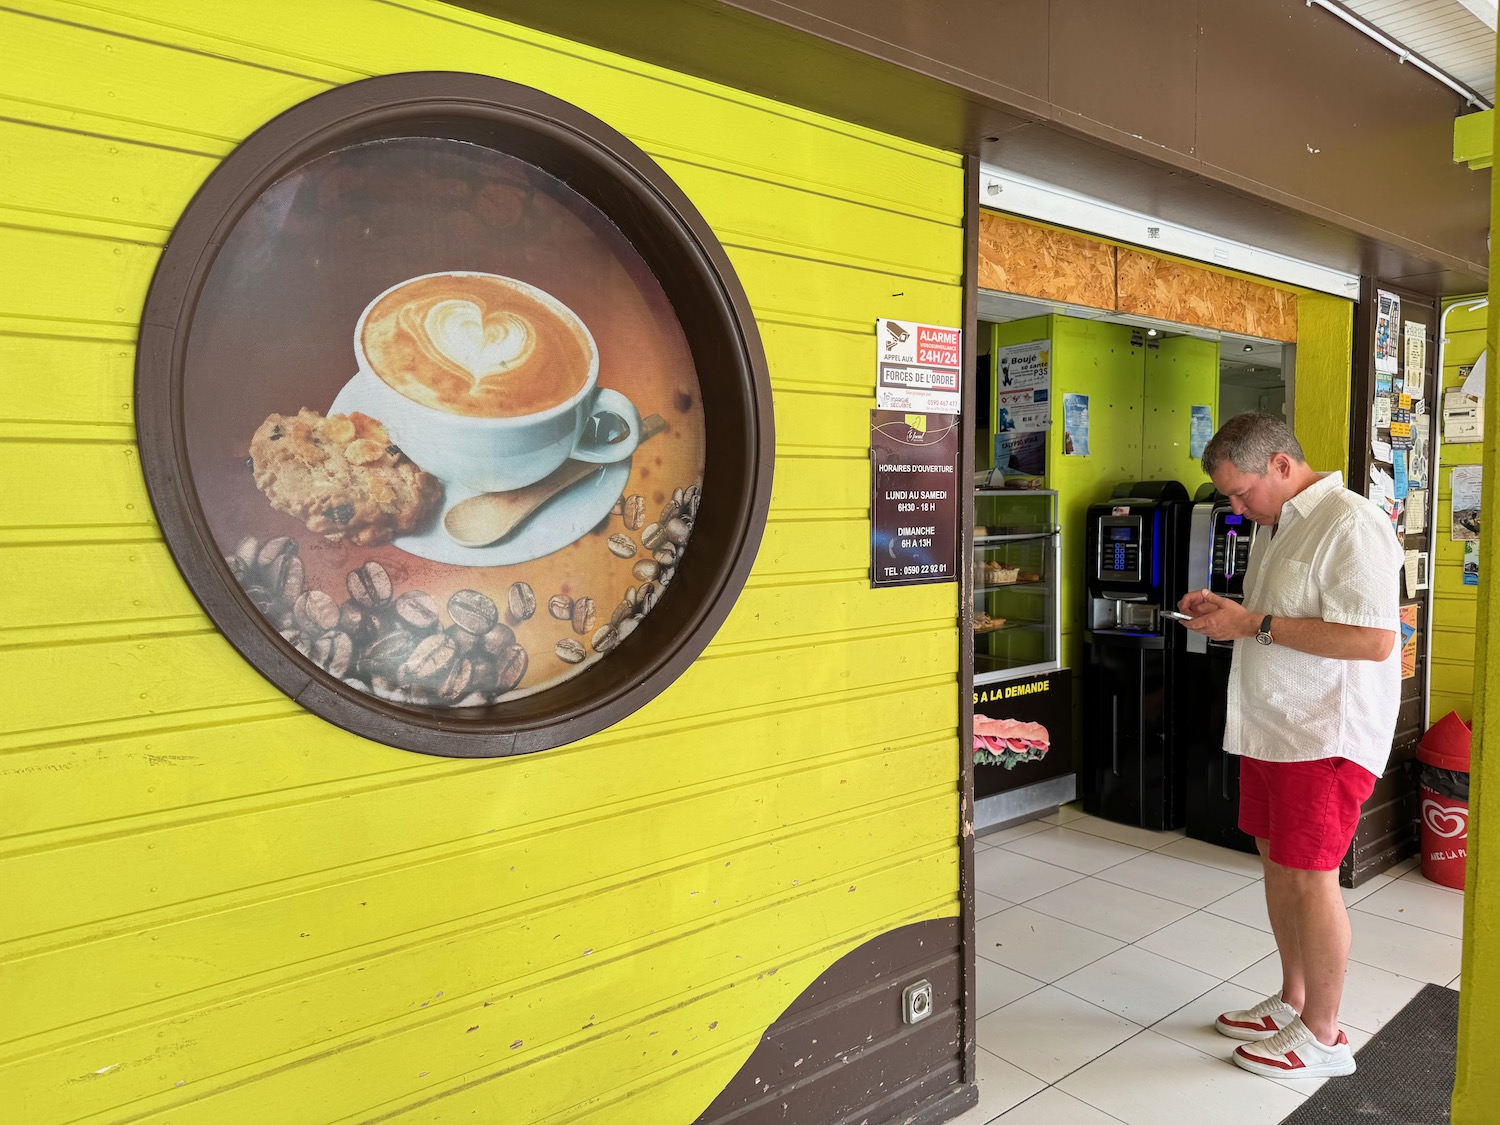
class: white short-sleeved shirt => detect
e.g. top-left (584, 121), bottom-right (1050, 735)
top-left (1223, 472), bottom-right (1404, 777)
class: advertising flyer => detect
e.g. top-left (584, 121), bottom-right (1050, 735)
top-left (993, 339), bottom-right (1051, 435)
top-left (1375, 290), bottom-right (1400, 375)
top-left (1190, 405), bottom-right (1214, 459)
top-left (875, 318), bottom-right (963, 414)
top-left (1063, 393), bottom-right (1090, 456)
top-left (1389, 393), bottom-right (1414, 449)
top-left (1404, 322), bottom-right (1427, 397)
top-left (1452, 465), bottom-right (1482, 541)
top-left (869, 411), bottom-right (959, 588)
top-left (973, 668), bottom-right (1073, 798)
top-left (1465, 541), bottom-right (1479, 587)
top-left (1399, 604), bottom-right (1419, 679)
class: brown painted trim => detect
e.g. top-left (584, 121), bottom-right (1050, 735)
top-left (958, 155), bottom-right (980, 1090)
top-left (135, 72), bottom-right (775, 758)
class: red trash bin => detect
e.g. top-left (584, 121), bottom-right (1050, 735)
top-left (1416, 711), bottom-right (1471, 890)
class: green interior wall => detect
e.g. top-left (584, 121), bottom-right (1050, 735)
top-left (1431, 299), bottom-right (1486, 724)
top-left (1142, 335), bottom-right (1218, 492)
top-left (1293, 290), bottom-right (1355, 473)
top-left (1451, 94), bottom-right (1500, 1122)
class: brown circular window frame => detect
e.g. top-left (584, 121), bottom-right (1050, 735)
top-left (137, 72), bottom-right (774, 757)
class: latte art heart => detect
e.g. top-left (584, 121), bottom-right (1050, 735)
top-left (361, 273), bottom-right (594, 419)
top-left (425, 299), bottom-right (536, 386)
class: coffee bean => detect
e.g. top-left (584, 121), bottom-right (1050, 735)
top-left (555, 637), bottom-right (586, 664)
top-left (346, 561), bottom-right (393, 608)
top-left (266, 552), bottom-right (304, 602)
top-left (653, 543), bottom-right (679, 567)
top-left (479, 622), bottom-right (517, 656)
top-left (436, 657), bottom-right (473, 702)
top-left (624, 585), bottom-right (639, 609)
top-left (495, 643), bottom-right (528, 693)
top-left (294, 590), bottom-right (340, 636)
top-left (623, 494), bottom-right (646, 530)
top-left (312, 630), bottom-right (354, 679)
top-left (607, 533), bottom-right (637, 559)
top-left (394, 590), bottom-right (441, 633)
top-left (225, 554), bottom-right (248, 582)
top-left (685, 485), bottom-right (701, 517)
top-left (632, 559), bottom-right (658, 582)
top-left (659, 499), bottom-right (681, 524)
top-left (592, 624), bottom-right (620, 654)
top-left (672, 486), bottom-right (685, 505)
top-left (548, 594), bottom-right (574, 620)
top-left (468, 656), bottom-right (500, 693)
top-left (642, 522), bottom-right (667, 551)
top-left (232, 536), bottom-right (260, 571)
top-left (244, 584), bottom-right (275, 614)
top-left (361, 631), bottom-right (417, 680)
top-left (639, 583), bottom-right (659, 614)
top-left (339, 601), bottom-right (367, 638)
top-left (274, 610), bottom-right (296, 633)
top-left (507, 581), bottom-right (536, 624)
top-left (665, 516), bottom-right (692, 545)
top-left (448, 588), bottom-right (499, 635)
top-left (446, 622), bottom-right (478, 656)
top-left (610, 600), bottom-right (632, 628)
top-left (658, 567), bottom-right (673, 588)
top-left (256, 536), bottom-right (298, 570)
top-left (399, 633), bottom-right (457, 684)
top-left (571, 596), bottom-right (596, 635)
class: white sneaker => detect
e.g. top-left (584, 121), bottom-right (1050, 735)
top-left (1215, 992), bottom-right (1299, 1040)
top-left (1232, 1016), bottom-right (1356, 1078)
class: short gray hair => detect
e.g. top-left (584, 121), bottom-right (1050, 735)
top-left (1201, 412), bottom-right (1305, 477)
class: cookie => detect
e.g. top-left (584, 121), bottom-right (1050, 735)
top-left (248, 409), bottom-right (442, 546)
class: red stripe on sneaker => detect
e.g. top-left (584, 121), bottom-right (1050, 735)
top-left (1235, 1046), bottom-right (1302, 1071)
top-left (1220, 1016), bottom-right (1278, 1031)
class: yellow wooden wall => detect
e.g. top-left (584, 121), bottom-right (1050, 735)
top-left (0, 3), bottom-right (965, 1122)
top-left (1431, 299), bottom-right (1487, 723)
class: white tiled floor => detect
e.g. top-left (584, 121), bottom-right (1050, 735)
top-left (954, 803), bottom-right (1464, 1124)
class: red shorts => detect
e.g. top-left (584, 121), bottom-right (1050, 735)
top-left (1237, 756), bottom-right (1379, 871)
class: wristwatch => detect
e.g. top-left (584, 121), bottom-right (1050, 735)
top-left (1256, 615), bottom-right (1274, 646)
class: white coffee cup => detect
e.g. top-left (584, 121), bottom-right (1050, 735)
top-left (350, 272), bottom-right (641, 493)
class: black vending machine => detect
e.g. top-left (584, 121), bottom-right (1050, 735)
top-left (1082, 481), bottom-right (1190, 830)
top-left (1181, 486), bottom-right (1259, 853)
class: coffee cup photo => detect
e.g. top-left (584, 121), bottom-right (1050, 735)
top-left (349, 271), bottom-right (642, 495)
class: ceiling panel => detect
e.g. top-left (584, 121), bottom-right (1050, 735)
top-left (1341, 0), bottom-right (1496, 100)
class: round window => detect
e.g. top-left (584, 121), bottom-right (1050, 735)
top-left (137, 74), bottom-right (773, 757)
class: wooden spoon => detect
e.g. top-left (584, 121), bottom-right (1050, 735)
top-left (444, 413), bottom-right (666, 548)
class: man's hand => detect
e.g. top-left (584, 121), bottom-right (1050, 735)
top-left (1175, 588), bottom-right (1257, 642)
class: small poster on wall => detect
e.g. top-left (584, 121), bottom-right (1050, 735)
top-left (869, 411), bottom-right (959, 587)
top-left (1375, 290), bottom-right (1400, 375)
top-left (1404, 322), bottom-right (1427, 397)
top-left (875, 318), bottom-right (962, 414)
top-left (1452, 465), bottom-right (1482, 541)
top-left (1389, 393), bottom-right (1415, 449)
top-left (1063, 393), bottom-right (1090, 456)
top-left (1464, 541), bottom-right (1479, 586)
top-left (1399, 604), bottom-right (1419, 679)
top-left (1190, 405), bottom-right (1214, 459)
top-left (993, 339), bottom-right (1052, 435)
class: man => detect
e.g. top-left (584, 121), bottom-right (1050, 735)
top-left (1177, 412), bottom-right (1402, 1079)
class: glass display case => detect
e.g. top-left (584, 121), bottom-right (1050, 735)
top-left (973, 489), bottom-right (1060, 683)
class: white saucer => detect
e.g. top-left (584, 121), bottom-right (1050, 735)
top-left (329, 376), bottom-right (629, 567)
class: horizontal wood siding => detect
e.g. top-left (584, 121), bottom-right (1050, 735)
top-left (0, 2), bottom-right (965, 1122)
top-left (1429, 301), bottom-right (1486, 724)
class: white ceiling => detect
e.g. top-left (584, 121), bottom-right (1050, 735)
top-left (1341, 0), bottom-right (1496, 101)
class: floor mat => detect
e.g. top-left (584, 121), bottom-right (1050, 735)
top-left (1278, 983), bottom-right (1458, 1125)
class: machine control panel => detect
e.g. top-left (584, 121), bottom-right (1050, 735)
top-left (1208, 511), bottom-right (1255, 597)
top-left (1096, 516), bottom-right (1143, 582)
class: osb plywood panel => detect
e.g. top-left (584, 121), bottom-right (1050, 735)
top-left (977, 210), bottom-right (1115, 309)
top-left (1117, 249), bottom-right (1298, 341)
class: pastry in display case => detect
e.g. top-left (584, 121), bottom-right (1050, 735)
top-left (973, 489), bottom-right (1059, 679)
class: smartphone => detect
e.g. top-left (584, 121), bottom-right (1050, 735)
top-left (1160, 610), bottom-right (1195, 621)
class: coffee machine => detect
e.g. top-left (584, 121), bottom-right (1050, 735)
top-left (1082, 481), bottom-right (1190, 830)
top-left (1181, 485), bottom-right (1259, 853)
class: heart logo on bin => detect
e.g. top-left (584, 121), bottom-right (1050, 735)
top-left (1422, 798), bottom-right (1467, 839)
